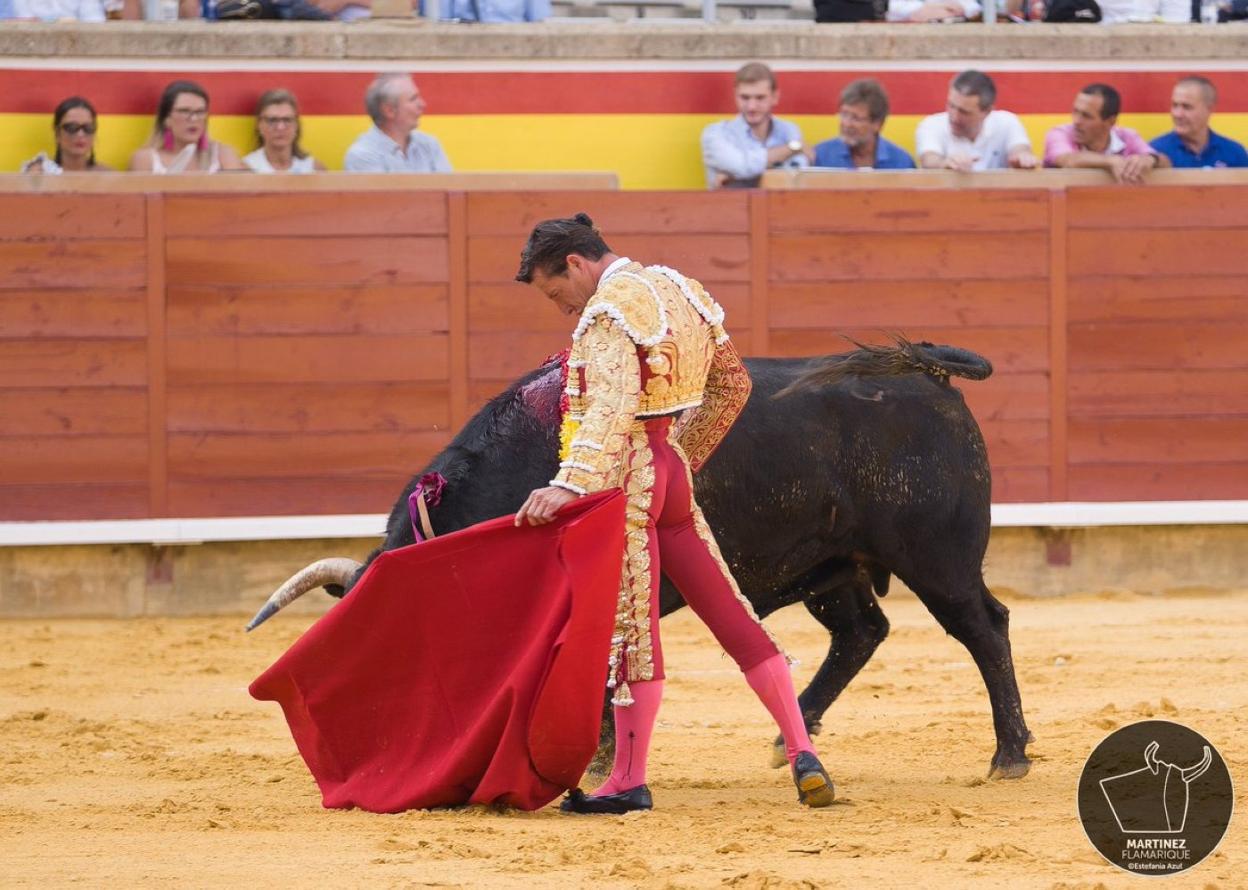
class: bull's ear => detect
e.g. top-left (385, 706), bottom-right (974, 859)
top-left (323, 584), bottom-right (345, 599)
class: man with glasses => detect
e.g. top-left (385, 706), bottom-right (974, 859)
top-left (810, 79), bottom-right (914, 170)
top-left (344, 73), bottom-right (452, 174)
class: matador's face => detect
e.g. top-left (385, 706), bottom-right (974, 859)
top-left (530, 255), bottom-right (598, 317)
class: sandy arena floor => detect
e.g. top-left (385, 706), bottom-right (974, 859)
top-left (1, 589), bottom-right (1244, 888)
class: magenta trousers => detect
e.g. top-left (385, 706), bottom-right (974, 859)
top-left (638, 418), bottom-right (780, 680)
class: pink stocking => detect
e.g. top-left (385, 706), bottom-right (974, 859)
top-left (744, 653), bottom-right (814, 766)
top-left (593, 679), bottom-right (663, 796)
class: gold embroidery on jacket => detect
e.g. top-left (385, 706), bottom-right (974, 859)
top-left (676, 340), bottom-right (752, 473)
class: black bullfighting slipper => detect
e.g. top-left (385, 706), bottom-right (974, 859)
top-left (559, 784), bottom-right (653, 815)
top-left (792, 751), bottom-right (835, 808)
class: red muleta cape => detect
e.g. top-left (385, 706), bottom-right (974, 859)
top-left (249, 490), bottom-right (625, 813)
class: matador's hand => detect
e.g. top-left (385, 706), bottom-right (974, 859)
top-left (515, 486), bottom-right (580, 527)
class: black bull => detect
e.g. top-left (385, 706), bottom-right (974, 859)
top-left (261, 342), bottom-right (1033, 779)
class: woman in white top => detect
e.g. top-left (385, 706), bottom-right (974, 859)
top-left (243, 89), bottom-right (326, 174)
top-left (128, 80), bottom-right (246, 174)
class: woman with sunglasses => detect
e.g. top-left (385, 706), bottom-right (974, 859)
top-left (22, 97), bottom-right (111, 174)
top-left (243, 89), bottom-right (326, 174)
top-left (128, 80), bottom-right (246, 174)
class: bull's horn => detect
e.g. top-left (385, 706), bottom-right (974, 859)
top-left (245, 557), bottom-right (362, 632)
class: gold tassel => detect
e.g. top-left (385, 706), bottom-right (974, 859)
top-left (612, 681), bottom-right (634, 708)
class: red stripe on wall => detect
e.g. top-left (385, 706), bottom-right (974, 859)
top-left (1, 69), bottom-right (1245, 116)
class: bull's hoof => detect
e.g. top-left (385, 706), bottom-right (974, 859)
top-left (770, 735), bottom-right (787, 769)
top-left (987, 753), bottom-right (1031, 780)
top-left (586, 743), bottom-right (614, 782)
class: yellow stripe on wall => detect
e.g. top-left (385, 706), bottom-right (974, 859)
top-left (6, 112), bottom-right (1247, 188)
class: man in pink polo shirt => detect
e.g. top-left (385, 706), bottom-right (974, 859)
top-left (1045, 83), bottom-right (1169, 184)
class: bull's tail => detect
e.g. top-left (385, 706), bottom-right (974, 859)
top-left (776, 336), bottom-right (993, 398)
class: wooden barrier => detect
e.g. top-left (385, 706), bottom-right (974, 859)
top-left (1, 173), bottom-right (1245, 520)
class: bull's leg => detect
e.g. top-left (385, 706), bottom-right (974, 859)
top-left (769, 577), bottom-right (890, 768)
top-left (911, 580), bottom-right (1032, 779)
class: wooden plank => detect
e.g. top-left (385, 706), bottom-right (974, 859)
top-left (147, 193), bottom-right (167, 518)
top-left (1067, 276), bottom-right (1248, 324)
top-left (768, 279), bottom-right (1049, 329)
top-left (1069, 418), bottom-right (1248, 464)
top-left (167, 383), bottom-right (450, 434)
top-left (769, 327), bottom-right (1050, 373)
top-left (448, 192), bottom-right (469, 431)
top-left (0, 387), bottom-right (148, 436)
top-left (167, 476), bottom-right (412, 518)
top-left (468, 282), bottom-right (749, 332)
top-left (0, 339), bottom-right (147, 388)
top-left (167, 430), bottom-right (452, 480)
top-left (768, 189), bottom-right (1049, 234)
top-left (469, 331), bottom-right (571, 380)
top-left (165, 334), bottom-right (448, 385)
top-left (749, 192), bottom-right (768, 357)
top-left (0, 288), bottom-right (146, 338)
top-left (465, 191), bottom-right (750, 236)
top-left (1067, 228), bottom-right (1248, 277)
top-left (979, 419), bottom-right (1049, 469)
top-left (1069, 323), bottom-right (1245, 371)
top-left (1068, 185), bottom-right (1248, 230)
top-left (769, 232), bottom-right (1049, 282)
top-left (0, 434), bottom-right (148, 484)
top-left (166, 284), bottom-right (448, 336)
top-left (1068, 463), bottom-right (1248, 502)
top-left (164, 192), bottom-right (449, 237)
top-left (165, 236), bottom-right (449, 286)
top-left (1068, 370), bottom-right (1248, 418)
top-left (0, 483), bottom-right (149, 521)
top-left (468, 234), bottom-right (751, 284)
top-left (0, 240), bottom-right (146, 289)
top-left (0, 194), bottom-right (146, 240)
top-left (991, 467), bottom-right (1050, 504)
top-left (1048, 188), bottom-right (1068, 501)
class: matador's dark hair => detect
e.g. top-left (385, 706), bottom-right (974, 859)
top-left (515, 212), bottom-right (612, 283)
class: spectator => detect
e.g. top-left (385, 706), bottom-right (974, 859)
top-left (441, 0), bottom-right (550, 19)
top-left (886, 0), bottom-right (982, 20)
top-left (0, 0), bottom-right (105, 20)
top-left (1150, 77), bottom-right (1248, 169)
top-left (244, 89), bottom-right (327, 174)
top-left (1044, 83), bottom-right (1166, 184)
top-left (810, 79), bottom-right (914, 170)
top-left (343, 74), bottom-right (452, 173)
top-left (21, 97), bottom-right (111, 174)
top-left (701, 62), bottom-right (808, 190)
top-left (916, 70), bottom-right (1038, 171)
top-left (128, 80), bottom-right (247, 174)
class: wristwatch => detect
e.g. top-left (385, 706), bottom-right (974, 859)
top-left (787, 139), bottom-right (803, 153)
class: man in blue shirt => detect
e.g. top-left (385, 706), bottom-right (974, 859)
top-left (811, 79), bottom-right (915, 171)
top-left (1150, 76), bottom-right (1248, 169)
top-left (701, 62), bottom-right (808, 189)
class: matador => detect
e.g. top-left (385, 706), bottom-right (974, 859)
top-left (515, 213), bottom-right (834, 814)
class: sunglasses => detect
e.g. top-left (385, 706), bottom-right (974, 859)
top-left (60, 122), bottom-right (97, 136)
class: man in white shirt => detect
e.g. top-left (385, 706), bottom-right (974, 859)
top-left (344, 73), bottom-right (452, 173)
top-left (916, 70), bottom-right (1038, 172)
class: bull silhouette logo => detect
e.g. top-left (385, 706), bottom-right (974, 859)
top-left (1099, 740), bottom-right (1213, 834)
top-left (1077, 719), bottom-right (1233, 876)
